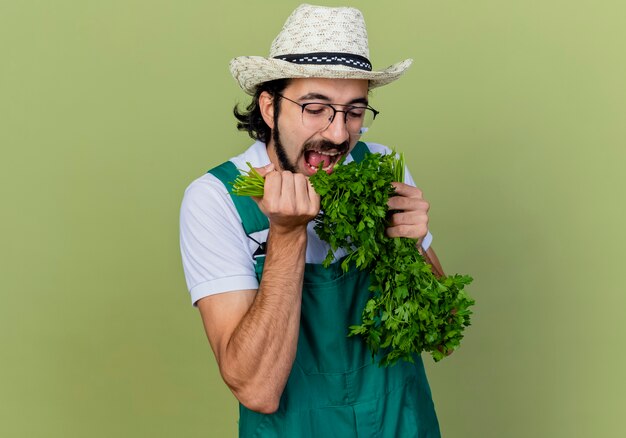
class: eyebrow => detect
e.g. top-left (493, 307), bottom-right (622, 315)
top-left (298, 92), bottom-right (369, 106)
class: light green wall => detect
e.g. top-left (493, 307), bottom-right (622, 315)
top-left (1, 1), bottom-right (624, 437)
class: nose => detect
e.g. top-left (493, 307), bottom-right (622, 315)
top-left (320, 111), bottom-right (350, 145)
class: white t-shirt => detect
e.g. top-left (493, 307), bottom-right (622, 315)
top-left (179, 141), bottom-right (433, 305)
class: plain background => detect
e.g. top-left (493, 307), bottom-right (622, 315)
top-left (1, 0), bottom-right (625, 437)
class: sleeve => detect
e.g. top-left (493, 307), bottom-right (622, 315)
top-left (179, 175), bottom-right (259, 306)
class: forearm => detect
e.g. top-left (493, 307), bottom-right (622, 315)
top-left (421, 246), bottom-right (445, 278)
top-left (219, 227), bottom-right (307, 413)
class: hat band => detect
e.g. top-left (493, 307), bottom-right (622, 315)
top-left (273, 52), bottom-right (372, 71)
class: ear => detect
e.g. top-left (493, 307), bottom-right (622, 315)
top-left (259, 91), bottom-right (275, 129)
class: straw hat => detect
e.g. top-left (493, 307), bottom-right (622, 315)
top-left (229, 4), bottom-right (413, 95)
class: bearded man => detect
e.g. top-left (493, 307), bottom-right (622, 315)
top-left (180, 4), bottom-right (444, 437)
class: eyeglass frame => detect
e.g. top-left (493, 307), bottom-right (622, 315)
top-left (276, 93), bottom-right (380, 134)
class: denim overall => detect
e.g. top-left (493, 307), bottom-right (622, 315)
top-left (209, 142), bottom-right (440, 438)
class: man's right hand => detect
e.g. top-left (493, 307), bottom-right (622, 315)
top-left (254, 163), bottom-right (321, 232)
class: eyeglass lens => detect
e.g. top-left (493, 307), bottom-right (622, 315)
top-left (301, 103), bottom-right (376, 135)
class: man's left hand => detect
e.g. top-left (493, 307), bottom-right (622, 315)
top-left (386, 182), bottom-right (430, 241)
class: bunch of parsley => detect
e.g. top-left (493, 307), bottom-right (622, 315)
top-left (232, 152), bottom-right (474, 365)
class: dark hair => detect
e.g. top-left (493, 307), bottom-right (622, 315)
top-left (233, 79), bottom-right (291, 144)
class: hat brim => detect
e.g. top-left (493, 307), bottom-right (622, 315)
top-left (230, 57), bottom-right (413, 95)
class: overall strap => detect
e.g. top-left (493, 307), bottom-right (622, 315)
top-left (208, 161), bottom-right (269, 235)
top-left (349, 141), bottom-right (370, 163)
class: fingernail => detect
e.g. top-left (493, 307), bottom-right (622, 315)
top-left (265, 163), bottom-right (275, 171)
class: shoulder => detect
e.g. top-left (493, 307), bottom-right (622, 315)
top-left (345, 142), bottom-right (393, 164)
top-left (229, 141), bottom-right (271, 171)
top-left (362, 142), bottom-right (394, 155)
top-left (181, 172), bottom-right (232, 217)
top-left (182, 141), bottom-right (269, 210)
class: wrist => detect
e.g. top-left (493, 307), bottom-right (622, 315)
top-left (268, 224), bottom-right (308, 245)
top-left (265, 225), bottom-right (308, 264)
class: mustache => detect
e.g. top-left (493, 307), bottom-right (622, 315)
top-left (303, 139), bottom-right (350, 154)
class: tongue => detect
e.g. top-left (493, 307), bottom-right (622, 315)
top-left (306, 151), bottom-right (328, 168)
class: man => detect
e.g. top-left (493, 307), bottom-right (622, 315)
top-left (180, 4), bottom-right (444, 437)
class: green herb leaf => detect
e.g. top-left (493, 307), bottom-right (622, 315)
top-left (231, 152), bottom-right (475, 366)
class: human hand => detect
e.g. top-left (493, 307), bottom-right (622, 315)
top-left (386, 182), bottom-right (430, 242)
top-left (437, 344), bottom-right (454, 357)
top-left (253, 164), bottom-right (321, 233)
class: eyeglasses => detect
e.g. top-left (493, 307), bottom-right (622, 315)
top-left (277, 94), bottom-right (380, 135)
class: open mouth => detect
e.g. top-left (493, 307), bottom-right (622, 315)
top-left (304, 149), bottom-right (345, 174)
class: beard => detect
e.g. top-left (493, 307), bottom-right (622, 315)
top-left (271, 123), bottom-right (350, 173)
top-left (272, 124), bottom-right (297, 173)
